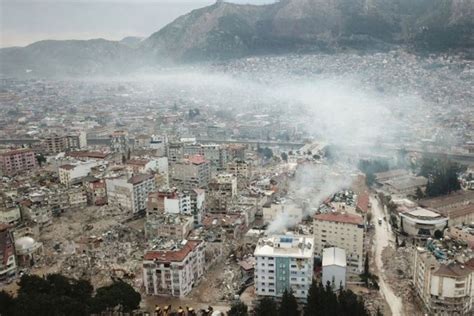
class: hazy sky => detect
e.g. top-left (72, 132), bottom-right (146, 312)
top-left (0, 0), bottom-right (277, 48)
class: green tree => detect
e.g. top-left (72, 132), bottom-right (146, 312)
top-left (281, 152), bottom-right (288, 162)
top-left (304, 281), bottom-right (323, 316)
top-left (253, 297), bottom-right (277, 316)
top-left (90, 280), bottom-right (141, 313)
top-left (415, 187), bottom-right (424, 199)
top-left (228, 300), bottom-right (248, 316)
top-left (279, 289), bottom-right (299, 316)
top-left (434, 229), bottom-right (444, 239)
top-left (36, 154), bottom-right (47, 167)
top-left (0, 291), bottom-right (14, 316)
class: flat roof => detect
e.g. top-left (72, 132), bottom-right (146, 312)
top-left (322, 247), bottom-right (346, 267)
top-left (254, 235), bottom-right (314, 259)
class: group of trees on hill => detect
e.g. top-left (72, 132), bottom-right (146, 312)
top-left (358, 159), bottom-right (390, 186)
top-left (0, 274), bottom-right (141, 316)
top-left (228, 281), bottom-right (373, 316)
top-left (418, 157), bottom-right (464, 197)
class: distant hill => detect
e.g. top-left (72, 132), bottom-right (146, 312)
top-left (143, 0), bottom-right (473, 60)
top-left (1, 0), bottom-right (472, 77)
top-left (0, 39), bottom-right (139, 77)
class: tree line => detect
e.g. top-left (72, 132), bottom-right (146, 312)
top-left (0, 274), bottom-right (141, 316)
top-left (228, 280), bottom-right (375, 316)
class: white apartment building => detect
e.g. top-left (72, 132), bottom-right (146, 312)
top-left (322, 247), bottom-right (347, 291)
top-left (254, 235), bottom-right (314, 300)
top-left (143, 240), bottom-right (205, 297)
top-left (59, 160), bottom-right (106, 187)
top-left (313, 212), bottom-right (365, 273)
top-left (413, 247), bottom-right (474, 315)
top-left (106, 174), bottom-right (156, 213)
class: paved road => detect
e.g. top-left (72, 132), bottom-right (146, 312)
top-left (371, 195), bottom-right (404, 316)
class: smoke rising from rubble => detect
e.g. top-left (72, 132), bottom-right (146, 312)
top-left (113, 67), bottom-right (429, 234)
top-left (266, 164), bottom-right (353, 234)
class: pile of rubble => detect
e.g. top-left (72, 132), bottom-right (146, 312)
top-left (382, 246), bottom-right (416, 309)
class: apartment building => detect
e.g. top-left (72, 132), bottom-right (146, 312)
top-left (58, 160), bottom-right (106, 187)
top-left (226, 159), bottom-right (251, 189)
top-left (143, 240), bottom-right (205, 297)
top-left (67, 186), bottom-right (87, 209)
top-left (413, 247), bottom-right (474, 315)
top-left (106, 174), bottom-right (156, 213)
top-left (145, 213), bottom-right (194, 240)
top-left (110, 130), bottom-right (129, 155)
top-left (207, 174), bottom-right (238, 213)
top-left (43, 134), bottom-right (84, 154)
top-left (313, 212), bottom-right (365, 273)
top-left (254, 235), bottom-right (314, 300)
top-left (147, 188), bottom-right (205, 226)
top-left (0, 148), bottom-right (37, 176)
top-left (183, 144), bottom-right (227, 173)
top-left (170, 155), bottom-right (210, 190)
top-left (0, 224), bottom-right (16, 281)
top-left (84, 178), bottom-right (107, 206)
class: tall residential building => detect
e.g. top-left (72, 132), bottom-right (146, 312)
top-left (143, 240), bottom-right (205, 297)
top-left (254, 235), bottom-right (314, 300)
top-left (0, 149), bottom-right (37, 176)
top-left (110, 130), bottom-right (129, 155)
top-left (147, 188), bottom-right (205, 226)
top-left (313, 212), bottom-right (365, 273)
top-left (207, 173), bottom-right (238, 213)
top-left (58, 160), bottom-right (106, 187)
top-left (413, 247), bottom-right (474, 315)
top-left (106, 174), bottom-right (156, 213)
top-left (183, 144), bottom-right (227, 173)
top-left (43, 134), bottom-right (83, 154)
top-left (0, 224), bottom-right (17, 281)
top-left (170, 155), bottom-right (210, 190)
top-left (84, 178), bottom-right (107, 206)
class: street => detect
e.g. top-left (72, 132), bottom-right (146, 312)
top-left (371, 195), bottom-right (404, 316)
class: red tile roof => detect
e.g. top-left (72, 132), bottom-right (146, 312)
top-left (434, 262), bottom-right (473, 277)
top-left (187, 155), bottom-right (207, 165)
top-left (0, 148), bottom-right (34, 156)
top-left (356, 192), bottom-right (370, 213)
top-left (144, 240), bottom-right (202, 263)
top-left (68, 151), bottom-right (108, 159)
top-left (59, 164), bottom-right (75, 170)
top-left (314, 212), bottom-right (364, 225)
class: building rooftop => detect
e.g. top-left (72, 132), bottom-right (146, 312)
top-left (186, 155), bottom-right (207, 165)
top-left (356, 192), bottom-right (370, 213)
top-left (419, 191), bottom-right (474, 210)
top-left (0, 148), bottom-right (34, 156)
top-left (254, 235), bottom-right (314, 259)
top-left (128, 173), bottom-right (154, 185)
top-left (322, 247), bottom-right (347, 267)
top-left (144, 240), bottom-right (202, 263)
top-left (314, 212), bottom-right (364, 226)
top-left (434, 262), bottom-right (473, 278)
top-left (67, 151), bottom-right (108, 159)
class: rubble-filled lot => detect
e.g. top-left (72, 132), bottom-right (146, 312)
top-left (36, 205), bottom-right (146, 288)
top-left (382, 246), bottom-right (422, 316)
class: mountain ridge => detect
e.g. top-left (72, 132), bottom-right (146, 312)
top-left (1, 0), bottom-right (473, 77)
